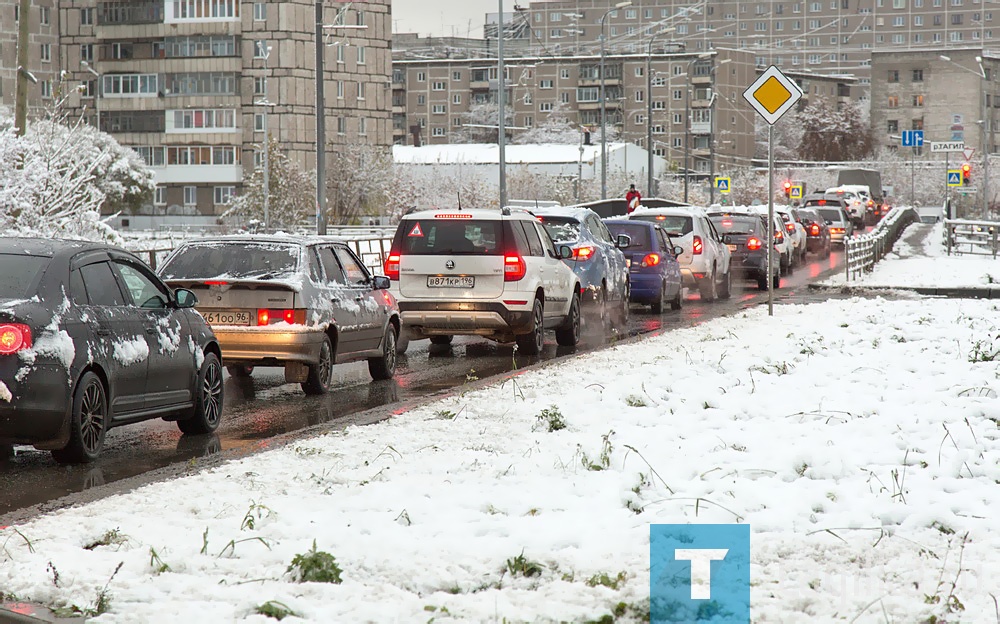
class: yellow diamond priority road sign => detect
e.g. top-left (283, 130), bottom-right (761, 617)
top-left (743, 65), bottom-right (803, 125)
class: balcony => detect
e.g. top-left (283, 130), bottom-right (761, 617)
top-left (154, 164), bottom-right (243, 185)
top-left (690, 121), bottom-right (711, 135)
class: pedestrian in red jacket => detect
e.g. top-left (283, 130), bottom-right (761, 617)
top-left (625, 184), bottom-right (642, 214)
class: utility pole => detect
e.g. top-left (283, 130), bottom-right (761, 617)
top-left (14, 0), bottom-right (31, 136)
top-left (315, 1), bottom-right (327, 234)
top-left (498, 0), bottom-right (507, 208)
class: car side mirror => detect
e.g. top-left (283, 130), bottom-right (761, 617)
top-left (559, 245), bottom-right (574, 259)
top-left (825, 220), bottom-right (833, 225)
top-left (673, 245), bottom-right (684, 257)
top-left (615, 234), bottom-right (631, 249)
top-left (173, 288), bottom-right (198, 309)
top-left (372, 275), bottom-right (390, 290)
top-left (721, 233), bottom-right (732, 245)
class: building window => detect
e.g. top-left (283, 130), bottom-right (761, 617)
top-left (40, 6), bottom-right (50, 25)
top-left (635, 113), bottom-right (645, 124)
top-left (254, 113), bottom-right (266, 132)
top-left (172, 109), bottom-right (237, 130)
top-left (432, 104), bottom-right (446, 114)
top-left (540, 102), bottom-right (553, 112)
top-left (912, 69), bottom-right (924, 82)
top-left (337, 80), bottom-right (344, 99)
top-left (560, 92), bottom-right (570, 103)
top-left (417, 72), bottom-right (426, 82)
top-left (432, 81), bottom-right (445, 90)
top-left (888, 95), bottom-right (899, 108)
top-left (452, 117), bottom-right (462, 127)
top-left (356, 10), bottom-right (365, 26)
top-left (357, 82), bottom-right (365, 100)
top-left (912, 94), bottom-right (924, 107)
top-left (154, 186), bottom-right (166, 205)
top-left (576, 87), bottom-right (599, 102)
top-left (560, 69), bottom-right (570, 79)
top-left (171, 0), bottom-right (240, 19)
top-left (540, 79), bottom-right (554, 89)
top-left (359, 117), bottom-right (367, 135)
top-left (254, 2), bottom-right (265, 20)
top-left (81, 7), bottom-right (95, 25)
top-left (81, 44), bottom-right (94, 62)
top-left (254, 77), bottom-right (265, 94)
top-left (357, 46), bottom-right (366, 65)
top-left (254, 40), bottom-right (269, 58)
top-left (40, 44), bottom-right (51, 63)
top-left (432, 127), bottom-right (445, 137)
top-left (337, 117), bottom-right (347, 134)
top-left (452, 71), bottom-right (462, 81)
top-left (887, 120), bottom-right (899, 134)
top-left (214, 186), bottom-right (235, 205)
top-left (183, 186), bottom-right (197, 206)
top-left (417, 95), bottom-right (425, 105)
top-left (636, 90), bottom-right (645, 102)
top-left (452, 94), bottom-right (461, 104)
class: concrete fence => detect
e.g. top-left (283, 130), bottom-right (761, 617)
top-left (844, 206), bottom-right (919, 281)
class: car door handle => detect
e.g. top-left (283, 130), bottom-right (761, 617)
top-left (145, 326), bottom-right (157, 335)
top-left (96, 327), bottom-right (112, 337)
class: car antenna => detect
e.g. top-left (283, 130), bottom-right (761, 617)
top-left (457, 191), bottom-right (462, 211)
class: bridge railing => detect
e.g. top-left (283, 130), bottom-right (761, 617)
top-left (844, 206), bottom-right (918, 281)
top-left (944, 219), bottom-right (1000, 257)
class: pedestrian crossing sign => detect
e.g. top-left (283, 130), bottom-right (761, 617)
top-left (947, 170), bottom-right (963, 187)
top-left (789, 185), bottom-right (803, 199)
top-left (715, 177), bottom-right (731, 193)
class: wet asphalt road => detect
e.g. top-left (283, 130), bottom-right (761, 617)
top-left (0, 247), bottom-right (857, 524)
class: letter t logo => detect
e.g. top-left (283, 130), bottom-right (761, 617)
top-left (674, 548), bottom-right (729, 599)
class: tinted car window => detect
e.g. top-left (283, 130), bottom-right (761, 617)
top-left (159, 242), bottom-right (299, 280)
top-left (115, 261), bottom-right (168, 309)
top-left (589, 216), bottom-right (614, 244)
top-left (539, 216), bottom-right (581, 244)
top-left (0, 254), bottom-right (48, 299)
top-left (535, 222), bottom-right (558, 257)
top-left (400, 220), bottom-right (502, 255)
top-left (630, 214), bottom-right (693, 237)
top-left (605, 223), bottom-right (651, 248)
top-left (79, 262), bottom-right (126, 306)
top-left (518, 220), bottom-right (544, 257)
top-left (817, 208), bottom-right (845, 222)
top-left (710, 216), bottom-right (760, 235)
top-left (70, 268), bottom-right (88, 306)
top-left (317, 246), bottom-right (345, 283)
top-left (333, 246), bottom-right (369, 285)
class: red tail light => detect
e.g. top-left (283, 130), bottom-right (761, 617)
top-left (504, 254), bottom-right (526, 281)
top-left (809, 224), bottom-right (820, 236)
top-left (384, 253), bottom-right (401, 280)
top-left (747, 237), bottom-right (762, 251)
top-left (785, 222), bottom-right (795, 232)
top-left (204, 280), bottom-right (228, 286)
top-left (257, 310), bottom-right (306, 326)
top-left (641, 253), bottom-right (661, 267)
top-left (572, 246), bottom-right (596, 261)
top-left (692, 235), bottom-right (703, 255)
top-left (867, 200), bottom-right (874, 207)
top-left (0, 324), bottom-right (31, 355)
top-left (774, 231), bottom-right (784, 243)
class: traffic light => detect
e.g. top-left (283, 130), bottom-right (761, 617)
top-left (962, 163), bottom-right (972, 185)
top-left (783, 180), bottom-right (792, 197)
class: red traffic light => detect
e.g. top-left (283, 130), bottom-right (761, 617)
top-left (783, 181), bottom-right (792, 189)
top-left (962, 163), bottom-right (972, 174)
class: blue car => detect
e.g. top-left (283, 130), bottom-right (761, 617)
top-left (604, 219), bottom-right (683, 313)
top-left (534, 206), bottom-right (630, 328)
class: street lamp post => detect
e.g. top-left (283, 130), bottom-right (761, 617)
top-left (498, 0), bottom-right (507, 208)
top-left (81, 60), bottom-right (100, 132)
top-left (600, 1), bottom-right (631, 201)
top-left (707, 59), bottom-right (730, 205)
top-left (940, 53), bottom-right (988, 217)
top-left (256, 44), bottom-right (274, 230)
top-left (683, 53), bottom-right (711, 203)
top-left (645, 28), bottom-right (674, 198)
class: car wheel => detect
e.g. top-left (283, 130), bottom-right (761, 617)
top-left (226, 364), bottom-right (253, 378)
top-left (718, 269), bottom-right (732, 300)
top-left (593, 285), bottom-right (610, 333)
top-left (429, 335), bottom-right (453, 345)
top-left (823, 241), bottom-right (831, 258)
top-left (699, 268), bottom-right (717, 302)
top-left (670, 285), bottom-right (683, 311)
top-left (772, 271), bottom-right (781, 290)
top-left (368, 324), bottom-right (398, 381)
top-left (785, 253), bottom-right (794, 275)
top-left (757, 275), bottom-right (769, 291)
top-left (515, 297), bottom-right (544, 356)
top-left (650, 281), bottom-right (665, 314)
top-left (302, 334), bottom-right (334, 395)
top-left (179, 352), bottom-right (224, 435)
top-left (51, 372), bottom-right (107, 465)
top-left (617, 282), bottom-right (630, 325)
top-left (395, 331), bottom-right (410, 355)
top-left (555, 292), bottom-right (582, 347)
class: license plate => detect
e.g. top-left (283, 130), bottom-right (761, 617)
top-left (202, 310), bottom-right (253, 325)
top-left (427, 276), bottom-right (475, 288)
top-left (727, 244), bottom-right (738, 252)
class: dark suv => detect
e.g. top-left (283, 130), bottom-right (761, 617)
top-left (708, 212), bottom-right (780, 291)
top-left (794, 207), bottom-right (832, 258)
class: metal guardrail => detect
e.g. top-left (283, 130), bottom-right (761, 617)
top-left (130, 234), bottom-right (394, 277)
top-left (844, 206), bottom-right (919, 281)
top-left (944, 219), bottom-right (1000, 257)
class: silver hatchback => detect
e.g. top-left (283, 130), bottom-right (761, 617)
top-left (158, 236), bottom-right (401, 394)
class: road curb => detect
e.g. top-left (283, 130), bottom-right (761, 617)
top-left (807, 283), bottom-right (1000, 298)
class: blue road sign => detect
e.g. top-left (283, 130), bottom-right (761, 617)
top-left (901, 130), bottom-right (924, 147)
top-left (715, 177), bottom-right (731, 192)
top-left (947, 170), bottom-right (963, 187)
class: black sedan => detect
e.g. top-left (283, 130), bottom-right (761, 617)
top-left (0, 238), bottom-right (223, 464)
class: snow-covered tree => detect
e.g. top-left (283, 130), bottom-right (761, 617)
top-left (452, 102), bottom-right (515, 144)
top-left (326, 144), bottom-right (395, 224)
top-left (797, 100), bottom-right (874, 162)
top-left (513, 102), bottom-right (580, 145)
top-left (224, 136), bottom-right (315, 229)
top-left (754, 108), bottom-right (804, 161)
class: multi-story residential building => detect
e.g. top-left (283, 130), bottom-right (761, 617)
top-left (392, 46), bottom-right (854, 176)
top-left (871, 47), bottom-right (998, 157)
top-left (0, 1), bottom-right (60, 115)
top-left (490, 1), bottom-right (1000, 99)
top-left (56, 0), bottom-right (391, 217)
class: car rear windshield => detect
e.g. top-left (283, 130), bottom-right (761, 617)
top-left (817, 208), bottom-right (844, 222)
top-left (398, 219), bottom-right (503, 255)
top-left (0, 254), bottom-right (48, 299)
top-left (159, 242), bottom-right (300, 280)
top-left (629, 214), bottom-right (692, 237)
top-left (709, 216), bottom-right (759, 235)
top-left (538, 216), bottom-right (581, 244)
top-left (605, 223), bottom-right (651, 248)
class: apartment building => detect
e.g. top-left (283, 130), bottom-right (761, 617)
top-left (55, 0), bottom-right (391, 217)
top-left (870, 46), bottom-right (999, 154)
top-left (393, 46), bottom-right (856, 176)
top-left (0, 1), bottom-right (60, 113)
top-left (499, 0), bottom-right (1000, 98)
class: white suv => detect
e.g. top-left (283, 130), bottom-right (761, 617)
top-left (627, 206), bottom-right (732, 301)
top-left (385, 208), bottom-right (582, 356)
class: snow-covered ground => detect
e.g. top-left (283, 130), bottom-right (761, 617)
top-left (822, 221), bottom-right (1000, 289)
top-left (3, 243), bottom-right (1000, 623)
